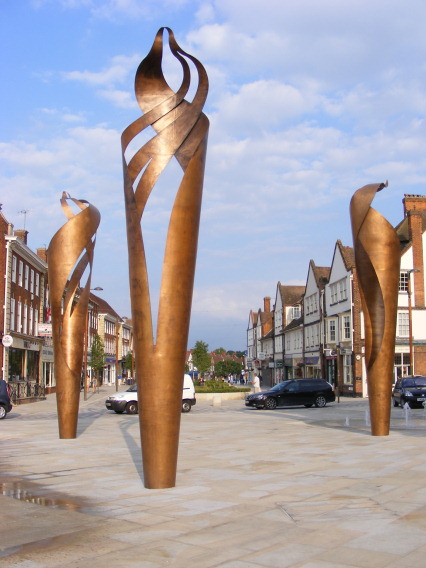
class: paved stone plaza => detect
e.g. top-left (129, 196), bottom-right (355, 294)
top-left (1, 387), bottom-right (426, 567)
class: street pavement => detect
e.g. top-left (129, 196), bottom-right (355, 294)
top-left (1, 386), bottom-right (426, 567)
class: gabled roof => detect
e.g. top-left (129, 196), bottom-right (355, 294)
top-left (90, 293), bottom-right (121, 320)
top-left (396, 212), bottom-right (426, 255)
top-left (309, 260), bottom-right (330, 290)
top-left (336, 240), bottom-right (355, 271)
top-left (283, 315), bottom-right (303, 332)
top-left (260, 327), bottom-right (274, 341)
top-left (278, 283), bottom-right (305, 305)
top-left (258, 310), bottom-right (273, 326)
top-left (247, 310), bottom-right (258, 329)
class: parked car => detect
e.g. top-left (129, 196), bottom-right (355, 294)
top-left (245, 378), bottom-right (335, 409)
top-left (105, 374), bottom-right (196, 414)
top-left (0, 379), bottom-right (12, 420)
top-left (0, 401), bottom-right (12, 420)
top-left (392, 376), bottom-right (426, 408)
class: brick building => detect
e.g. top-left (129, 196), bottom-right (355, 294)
top-left (1, 208), bottom-right (49, 401)
top-left (395, 194), bottom-right (426, 377)
top-left (247, 193), bottom-right (426, 397)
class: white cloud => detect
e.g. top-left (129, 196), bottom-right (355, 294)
top-left (63, 54), bottom-right (141, 87)
top-left (214, 80), bottom-right (318, 136)
top-left (98, 89), bottom-right (137, 109)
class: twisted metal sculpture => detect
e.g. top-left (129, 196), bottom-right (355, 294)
top-left (350, 182), bottom-right (400, 435)
top-left (48, 192), bottom-right (100, 439)
top-left (122, 28), bottom-right (209, 488)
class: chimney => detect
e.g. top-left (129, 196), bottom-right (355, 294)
top-left (403, 195), bottom-right (426, 307)
top-left (264, 296), bottom-right (271, 313)
top-left (37, 247), bottom-right (48, 263)
top-left (14, 229), bottom-right (28, 245)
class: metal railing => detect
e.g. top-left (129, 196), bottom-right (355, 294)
top-left (8, 381), bottom-right (46, 404)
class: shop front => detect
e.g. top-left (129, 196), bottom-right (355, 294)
top-left (7, 336), bottom-right (45, 402)
top-left (304, 355), bottom-right (321, 378)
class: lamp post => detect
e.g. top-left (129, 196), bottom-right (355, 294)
top-left (407, 269), bottom-right (419, 375)
top-left (83, 287), bottom-right (103, 401)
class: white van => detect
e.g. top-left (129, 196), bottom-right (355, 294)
top-left (105, 374), bottom-right (196, 414)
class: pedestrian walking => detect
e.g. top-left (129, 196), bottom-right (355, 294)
top-left (251, 373), bottom-right (261, 393)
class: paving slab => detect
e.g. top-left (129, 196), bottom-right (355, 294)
top-left (1, 388), bottom-right (426, 567)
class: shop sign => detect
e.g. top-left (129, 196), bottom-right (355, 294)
top-left (304, 356), bottom-right (319, 365)
top-left (38, 323), bottom-right (52, 337)
top-left (2, 334), bottom-right (13, 347)
top-left (24, 341), bottom-right (40, 351)
top-left (42, 345), bottom-right (54, 361)
top-left (275, 359), bottom-right (283, 368)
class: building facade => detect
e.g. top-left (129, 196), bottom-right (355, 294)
top-left (247, 194), bottom-right (426, 397)
top-left (1, 211), bottom-right (49, 401)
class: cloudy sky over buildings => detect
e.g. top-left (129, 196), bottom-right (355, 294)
top-left (2, 0), bottom-right (426, 350)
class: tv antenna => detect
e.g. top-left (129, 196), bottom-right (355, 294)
top-left (18, 209), bottom-right (30, 230)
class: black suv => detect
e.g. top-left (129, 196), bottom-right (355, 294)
top-left (245, 378), bottom-right (335, 410)
top-left (392, 376), bottom-right (426, 408)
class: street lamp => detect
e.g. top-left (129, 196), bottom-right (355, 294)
top-left (406, 269), bottom-right (419, 375)
top-left (83, 287), bottom-right (103, 401)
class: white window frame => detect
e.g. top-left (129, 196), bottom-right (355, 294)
top-left (11, 255), bottom-right (17, 283)
top-left (339, 279), bottom-right (347, 301)
top-left (10, 298), bottom-right (16, 331)
top-left (397, 311), bottom-right (409, 337)
top-left (328, 318), bottom-right (336, 342)
top-left (23, 304), bottom-right (28, 335)
top-left (343, 354), bottom-right (353, 384)
top-left (18, 260), bottom-right (23, 286)
top-left (17, 301), bottom-right (22, 332)
top-left (399, 271), bottom-right (409, 292)
top-left (330, 283), bottom-right (338, 304)
top-left (343, 315), bottom-right (351, 340)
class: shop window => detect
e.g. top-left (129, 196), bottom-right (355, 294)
top-left (26, 350), bottom-right (39, 381)
top-left (9, 348), bottom-right (24, 380)
top-left (394, 352), bottom-right (410, 378)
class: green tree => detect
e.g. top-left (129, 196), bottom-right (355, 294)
top-left (90, 333), bottom-right (105, 385)
top-left (124, 351), bottom-right (133, 374)
top-left (215, 359), bottom-right (243, 378)
top-left (192, 340), bottom-right (211, 374)
top-left (213, 347), bottom-right (226, 354)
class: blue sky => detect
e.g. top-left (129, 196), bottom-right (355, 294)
top-left (2, 0), bottom-right (426, 351)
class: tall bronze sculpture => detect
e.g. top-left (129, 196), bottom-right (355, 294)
top-left (350, 182), bottom-right (400, 435)
top-left (122, 28), bottom-right (209, 489)
top-left (48, 192), bottom-right (100, 439)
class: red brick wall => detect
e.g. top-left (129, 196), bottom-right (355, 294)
top-left (414, 345), bottom-right (426, 375)
top-left (0, 214), bottom-right (7, 372)
top-left (403, 195), bottom-right (426, 307)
